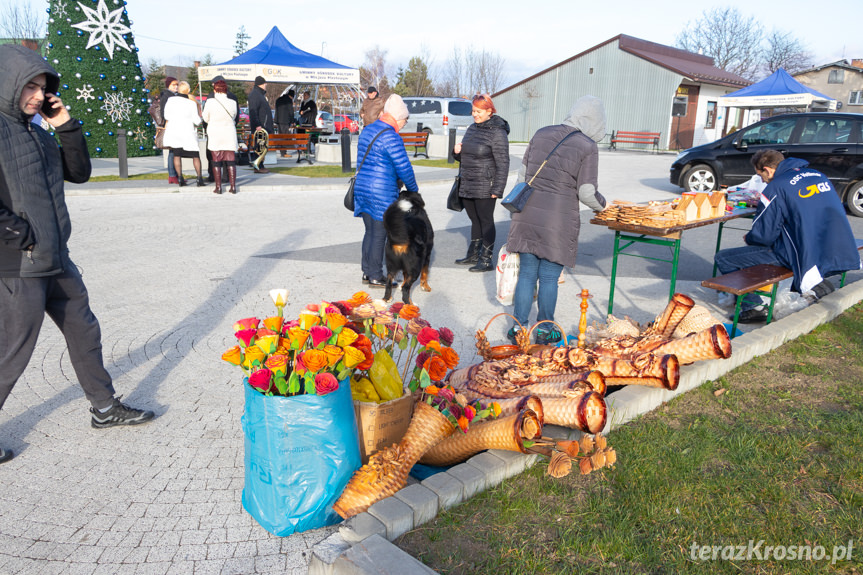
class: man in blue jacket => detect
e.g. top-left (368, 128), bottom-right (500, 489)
top-left (0, 45), bottom-right (155, 464)
top-left (714, 149), bottom-right (860, 322)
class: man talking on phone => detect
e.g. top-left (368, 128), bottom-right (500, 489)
top-left (0, 45), bottom-right (155, 464)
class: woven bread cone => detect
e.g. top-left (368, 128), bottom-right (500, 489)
top-left (420, 408), bottom-right (543, 466)
top-left (652, 293), bottom-right (695, 339)
top-left (648, 324), bottom-right (732, 365)
top-left (592, 354), bottom-right (680, 390)
top-left (523, 370), bottom-right (607, 396)
top-left (542, 391), bottom-right (607, 433)
top-left (605, 375), bottom-right (674, 388)
top-left (446, 366), bottom-right (478, 387)
top-left (497, 395), bottom-right (545, 423)
top-left (672, 305), bottom-right (723, 338)
top-left (333, 401), bottom-right (455, 519)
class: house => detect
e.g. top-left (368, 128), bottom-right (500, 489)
top-left (491, 34), bottom-right (749, 149)
top-left (793, 60), bottom-right (863, 112)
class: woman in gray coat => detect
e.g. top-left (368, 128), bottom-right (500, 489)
top-left (506, 95), bottom-right (608, 345)
top-left (452, 94), bottom-right (510, 272)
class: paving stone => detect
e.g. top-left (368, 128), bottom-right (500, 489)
top-left (393, 484), bottom-right (439, 528)
top-left (420, 470), bottom-right (464, 510)
top-left (465, 452), bottom-right (510, 487)
top-left (366, 497), bottom-right (414, 541)
top-left (333, 534), bottom-right (437, 575)
top-left (486, 449), bottom-right (531, 476)
top-left (338, 512), bottom-right (387, 544)
top-left (308, 532), bottom-right (350, 575)
top-left (446, 463), bottom-right (487, 500)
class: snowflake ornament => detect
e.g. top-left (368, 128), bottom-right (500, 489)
top-left (71, 0), bottom-right (131, 59)
top-left (100, 91), bottom-right (132, 123)
top-left (53, 0), bottom-right (69, 19)
top-left (76, 84), bottom-right (95, 102)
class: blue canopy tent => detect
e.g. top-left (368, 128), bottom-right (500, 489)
top-left (718, 68), bottom-right (836, 110)
top-left (198, 27), bottom-right (359, 85)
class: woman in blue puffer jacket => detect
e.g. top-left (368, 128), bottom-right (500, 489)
top-left (353, 94), bottom-right (418, 287)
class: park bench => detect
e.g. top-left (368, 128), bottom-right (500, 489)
top-left (701, 264), bottom-right (794, 336)
top-left (400, 132), bottom-right (429, 158)
top-left (265, 133), bottom-right (313, 164)
top-left (609, 130), bottom-right (660, 152)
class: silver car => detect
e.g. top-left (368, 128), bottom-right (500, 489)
top-left (401, 97), bottom-right (473, 134)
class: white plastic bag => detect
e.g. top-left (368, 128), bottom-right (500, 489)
top-left (495, 244), bottom-right (520, 305)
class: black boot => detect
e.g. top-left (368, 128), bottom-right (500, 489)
top-left (212, 166), bottom-right (222, 194)
top-left (469, 244), bottom-right (494, 272)
top-left (227, 164), bottom-right (238, 194)
top-left (455, 239), bottom-right (482, 265)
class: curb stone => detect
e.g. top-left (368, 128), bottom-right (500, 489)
top-left (309, 279), bottom-right (863, 574)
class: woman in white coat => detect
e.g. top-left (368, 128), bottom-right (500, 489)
top-left (163, 81), bottom-right (203, 187)
top-left (202, 80), bottom-right (239, 194)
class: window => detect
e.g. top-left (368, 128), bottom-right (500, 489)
top-left (828, 69), bottom-right (845, 84)
top-left (405, 99), bottom-right (441, 114)
top-left (850, 91), bottom-right (863, 105)
top-left (739, 118), bottom-right (797, 146)
top-left (705, 102), bottom-right (716, 129)
top-left (448, 101), bottom-right (472, 116)
top-left (799, 118), bottom-right (853, 143)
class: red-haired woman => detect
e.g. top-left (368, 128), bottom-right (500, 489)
top-left (452, 94), bottom-right (510, 272)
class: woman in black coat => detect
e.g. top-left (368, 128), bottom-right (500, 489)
top-left (452, 94), bottom-right (510, 272)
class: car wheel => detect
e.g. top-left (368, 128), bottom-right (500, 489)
top-left (683, 164), bottom-right (718, 192)
top-left (845, 181), bottom-right (863, 218)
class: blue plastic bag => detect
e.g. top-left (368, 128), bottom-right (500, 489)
top-left (241, 380), bottom-right (361, 536)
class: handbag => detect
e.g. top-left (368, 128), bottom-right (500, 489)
top-left (446, 171), bottom-right (463, 211)
top-left (495, 243), bottom-right (520, 305)
top-left (344, 128), bottom-right (389, 212)
top-left (501, 131), bottom-right (581, 213)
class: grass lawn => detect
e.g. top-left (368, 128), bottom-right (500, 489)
top-left (396, 303), bottom-right (863, 574)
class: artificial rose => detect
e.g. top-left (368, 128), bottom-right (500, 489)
top-left (286, 327), bottom-right (310, 349)
top-left (256, 328), bottom-right (278, 338)
top-left (438, 327), bottom-right (455, 347)
top-left (417, 327), bottom-right (440, 346)
top-left (262, 316), bottom-right (284, 333)
top-left (457, 416), bottom-right (469, 432)
top-left (269, 289), bottom-right (289, 308)
top-left (342, 346), bottom-right (366, 369)
top-left (221, 346), bottom-right (243, 366)
top-left (406, 318), bottom-right (431, 336)
top-left (353, 334), bottom-right (372, 350)
top-left (440, 347), bottom-right (460, 369)
top-left (315, 373), bottom-right (340, 396)
top-left (423, 355), bottom-right (448, 382)
top-left (300, 349), bottom-right (328, 373)
top-left (337, 327), bottom-right (359, 347)
top-left (330, 301), bottom-right (353, 316)
top-left (415, 350), bottom-right (430, 369)
top-left (388, 302), bottom-right (404, 315)
top-left (425, 384), bottom-right (441, 395)
top-left (351, 303), bottom-right (377, 320)
top-left (398, 304), bottom-right (420, 320)
top-left (242, 345), bottom-right (266, 369)
top-left (391, 323), bottom-right (405, 343)
top-left (347, 291), bottom-right (371, 307)
top-left (426, 340), bottom-right (442, 353)
top-left (371, 323), bottom-right (389, 340)
top-left (256, 334), bottom-right (279, 355)
top-left (357, 347), bottom-right (374, 371)
top-left (326, 312), bottom-right (348, 331)
top-left (323, 344), bottom-right (344, 367)
top-left (233, 317), bottom-right (260, 332)
top-left (264, 354), bottom-right (289, 378)
top-left (248, 368), bottom-right (273, 393)
top-left (437, 385), bottom-right (455, 402)
top-left (281, 319), bottom-right (299, 334)
top-left (298, 311), bottom-right (321, 330)
top-left (373, 312), bottom-right (394, 325)
top-left (464, 404), bottom-right (476, 422)
top-left (324, 304), bottom-right (340, 315)
top-left (310, 325), bottom-right (333, 348)
top-left (491, 402), bottom-right (502, 417)
top-left (235, 328), bottom-right (257, 348)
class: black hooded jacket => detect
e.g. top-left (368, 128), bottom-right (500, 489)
top-left (453, 114), bottom-right (510, 199)
top-left (0, 45), bottom-right (91, 277)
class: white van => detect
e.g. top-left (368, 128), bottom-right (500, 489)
top-left (401, 97), bottom-right (473, 134)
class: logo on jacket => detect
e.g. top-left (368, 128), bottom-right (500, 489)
top-left (799, 181), bottom-right (831, 198)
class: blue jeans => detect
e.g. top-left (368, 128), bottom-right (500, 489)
top-left (512, 253), bottom-right (564, 328)
top-left (167, 149), bottom-right (177, 178)
top-left (360, 212), bottom-right (387, 280)
top-left (714, 245), bottom-right (782, 309)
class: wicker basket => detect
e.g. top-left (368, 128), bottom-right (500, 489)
top-left (476, 313), bottom-right (527, 361)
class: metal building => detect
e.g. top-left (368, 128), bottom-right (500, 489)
top-left (492, 35), bottom-right (749, 150)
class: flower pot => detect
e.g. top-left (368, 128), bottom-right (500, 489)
top-left (333, 400), bottom-right (455, 519)
top-left (241, 380), bottom-right (361, 536)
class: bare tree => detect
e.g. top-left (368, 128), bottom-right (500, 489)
top-left (763, 30), bottom-right (813, 75)
top-left (360, 46), bottom-right (391, 92)
top-left (676, 7), bottom-right (764, 80)
top-left (438, 46), bottom-right (464, 97)
top-left (440, 46), bottom-right (506, 97)
top-left (0, 1), bottom-right (46, 46)
top-left (234, 26), bottom-right (251, 56)
top-left (521, 84), bottom-right (542, 139)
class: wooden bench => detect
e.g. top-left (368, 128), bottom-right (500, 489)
top-left (702, 264), bottom-right (794, 336)
top-left (242, 132), bottom-right (313, 164)
top-left (609, 130), bottom-right (660, 152)
top-left (400, 132), bottom-right (429, 158)
top-left (839, 238), bottom-right (863, 288)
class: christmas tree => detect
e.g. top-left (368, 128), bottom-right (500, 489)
top-left (45, 0), bottom-right (156, 157)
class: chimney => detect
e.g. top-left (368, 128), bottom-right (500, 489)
top-left (851, 59), bottom-right (863, 69)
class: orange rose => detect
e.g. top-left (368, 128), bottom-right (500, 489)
top-left (423, 355), bottom-right (448, 382)
top-left (425, 384), bottom-right (441, 395)
top-left (326, 313), bottom-right (348, 331)
top-left (357, 347), bottom-right (374, 371)
top-left (492, 402), bottom-right (502, 417)
top-left (287, 327), bottom-right (310, 349)
top-left (342, 346), bottom-right (366, 369)
top-left (221, 346), bottom-right (243, 366)
top-left (298, 311), bottom-right (321, 330)
top-left (457, 416), bottom-right (469, 432)
top-left (426, 340), bottom-right (442, 353)
top-left (300, 349), bottom-right (328, 373)
top-left (348, 291), bottom-right (371, 307)
top-left (323, 344), bottom-right (344, 367)
top-left (440, 347), bottom-right (460, 369)
top-left (353, 334), bottom-right (372, 349)
top-left (242, 345), bottom-right (266, 370)
top-left (398, 304), bottom-right (421, 320)
top-left (337, 327), bottom-right (359, 347)
top-left (264, 354), bottom-right (289, 378)
top-left (262, 316), bottom-right (284, 333)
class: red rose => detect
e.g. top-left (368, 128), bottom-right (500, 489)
top-left (315, 373), bottom-right (339, 396)
top-left (417, 327), bottom-right (440, 346)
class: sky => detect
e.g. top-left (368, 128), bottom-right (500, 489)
top-left (21, 0), bottom-right (863, 90)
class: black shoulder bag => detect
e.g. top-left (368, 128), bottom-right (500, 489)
top-left (501, 131), bottom-right (580, 213)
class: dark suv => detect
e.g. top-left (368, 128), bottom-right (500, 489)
top-left (669, 112), bottom-right (863, 217)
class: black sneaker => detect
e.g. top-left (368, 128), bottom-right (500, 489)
top-left (0, 447), bottom-right (13, 464)
top-left (91, 397), bottom-right (155, 429)
top-left (734, 308), bottom-right (769, 323)
top-left (811, 280), bottom-right (835, 301)
top-left (535, 327), bottom-right (562, 346)
top-left (506, 326), bottom-right (523, 345)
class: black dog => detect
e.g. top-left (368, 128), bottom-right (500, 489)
top-left (382, 190), bottom-right (434, 304)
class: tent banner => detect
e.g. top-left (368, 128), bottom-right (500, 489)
top-left (718, 93), bottom-right (816, 108)
top-left (199, 64), bottom-right (359, 84)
